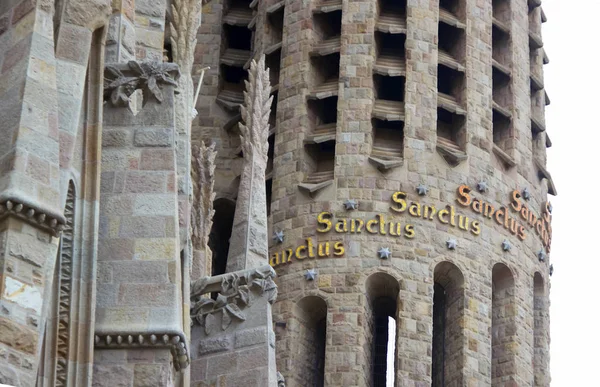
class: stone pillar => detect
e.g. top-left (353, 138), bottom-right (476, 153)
top-left (189, 266), bottom-right (279, 386)
top-left (225, 57), bottom-right (273, 273)
top-left (0, 1), bottom-right (67, 385)
top-left (93, 62), bottom-right (189, 386)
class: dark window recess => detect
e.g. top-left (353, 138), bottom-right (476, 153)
top-left (438, 23), bottom-right (465, 62)
top-left (308, 96), bottom-right (338, 127)
top-left (267, 134), bottom-right (275, 177)
top-left (310, 53), bottom-right (340, 86)
top-left (223, 24), bottom-right (253, 50)
top-left (493, 111), bottom-right (511, 149)
top-left (221, 65), bottom-right (246, 91)
top-left (375, 31), bottom-right (406, 58)
top-left (372, 119), bottom-right (404, 159)
top-left (492, 25), bottom-right (510, 66)
top-left (378, 0), bottom-right (407, 16)
top-left (270, 91), bottom-right (278, 129)
top-left (438, 65), bottom-right (464, 102)
top-left (437, 108), bottom-right (465, 146)
top-left (440, 0), bottom-right (460, 15)
top-left (305, 140), bottom-right (335, 173)
top-left (209, 199), bottom-right (236, 278)
top-left (432, 283), bottom-right (446, 387)
top-left (265, 178), bottom-right (273, 216)
top-left (313, 318), bottom-right (326, 387)
top-left (267, 7), bottom-right (284, 44)
top-left (313, 10), bottom-right (342, 41)
top-left (266, 49), bottom-right (281, 87)
top-left (374, 74), bottom-right (405, 102)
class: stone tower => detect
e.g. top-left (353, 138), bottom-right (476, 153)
top-left (195, 0), bottom-right (555, 386)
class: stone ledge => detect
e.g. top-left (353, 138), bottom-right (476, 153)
top-left (0, 193), bottom-right (66, 237)
top-left (94, 330), bottom-right (189, 371)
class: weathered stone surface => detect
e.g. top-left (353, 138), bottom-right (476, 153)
top-left (0, 317), bottom-right (37, 354)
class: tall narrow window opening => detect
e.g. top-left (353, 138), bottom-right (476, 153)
top-left (292, 296), bottom-right (328, 387)
top-left (366, 273), bottom-right (400, 387)
top-left (432, 262), bottom-right (465, 387)
top-left (492, 263), bottom-right (517, 385)
top-left (208, 198), bottom-right (236, 276)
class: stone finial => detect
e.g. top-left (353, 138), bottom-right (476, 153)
top-left (191, 142), bottom-right (217, 271)
top-left (226, 56), bottom-right (273, 272)
top-left (169, 0), bottom-right (203, 73)
top-left (239, 56), bottom-right (273, 164)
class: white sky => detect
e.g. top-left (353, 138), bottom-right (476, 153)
top-left (544, 1), bottom-right (599, 385)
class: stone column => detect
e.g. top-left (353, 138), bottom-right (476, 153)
top-left (92, 62), bottom-right (189, 386)
top-left (225, 56), bottom-right (273, 273)
top-left (0, 1), bottom-right (67, 385)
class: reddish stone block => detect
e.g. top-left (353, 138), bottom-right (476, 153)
top-left (10, 0), bottom-right (34, 26)
top-left (1, 37), bottom-right (30, 74)
top-left (139, 149), bottom-right (174, 171)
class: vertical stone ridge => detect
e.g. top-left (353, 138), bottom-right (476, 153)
top-left (191, 142), bottom-right (217, 277)
top-left (55, 182), bottom-right (75, 386)
top-left (226, 56), bottom-right (273, 272)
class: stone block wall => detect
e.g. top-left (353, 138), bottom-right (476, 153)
top-left (194, 0), bottom-right (554, 385)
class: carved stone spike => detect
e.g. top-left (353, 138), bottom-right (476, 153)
top-left (5, 201), bottom-right (13, 210)
top-left (14, 204), bottom-right (23, 212)
top-left (162, 334), bottom-right (169, 344)
top-left (138, 335), bottom-right (145, 344)
top-left (106, 336), bottom-right (112, 345)
top-left (128, 335), bottom-right (134, 344)
top-left (191, 142), bottom-right (217, 272)
top-left (117, 335), bottom-right (123, 344)
top-left (150, 335), bottom-right (157, 344)
top-left (26, 209), bottom-right (34, 218)
top-left (169, 0), bottom-right (203, 72)
top-left (37, 213), bottom-right (46, 223)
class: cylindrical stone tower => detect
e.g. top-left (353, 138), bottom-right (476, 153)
top-left (194, 0), bottom-right (554, 385)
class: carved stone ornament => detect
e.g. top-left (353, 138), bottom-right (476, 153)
top-left (94, 332), bottom-right (189, 370)
top-left (190, 265), bottom-right (277, 335)
top-left (0, 198), bottom-right (66, 237)
top-left (191, 142), bottom-right (217, 266)
top-left (104, 61), bottom-right (180, 107)
top-left (277, 371), bottom-right (286, 387)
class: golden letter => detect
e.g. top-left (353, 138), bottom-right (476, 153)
top-left (318, 242), bottom-right (330, 257)
top-left (335, 219), bottom-right (348, 233)
top-left (409, 202), bottom-right (421, 217)
top-left (334, 242), bottom-right (345, 256)
top-left (317, 212), bottom-right (333, 233)
top-left (307, 237), bottom-right (315, 258)
top-left (470, 221), bottom-right (481, 236)
top-left (456, 185), bottom-right (472, 207)
top-left (510, 190), bottom-right (522, 212)
top-left (438, 209), bottom-right (449, 224)
top-left (404, 224), bottom-right (415, 239)
top-left (351, 218), bottom-right (364, 233)
top-left (366, 219), bottom-right (378, 233)
top-left (270, 253), bottom-right (280, 267)
top-left (390, 192), bottom-right (407, 213)
top-left (296, 245), bottom-right (307, 260)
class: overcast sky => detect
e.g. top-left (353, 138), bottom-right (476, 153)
top-left (544, 1), bottom-right (598, 385)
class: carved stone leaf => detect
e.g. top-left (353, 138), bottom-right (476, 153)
top-left (222, 309), bottom-right (232, 330)
top-left (128, 61), bottom-right (145, 76)
top-left (204, 313), bottom-right (216, 335)
top-left (225, 303), bottom-right (246, 322)
top-left (238, 287), bottom-right (250, 306)
top-left (215, 293), bottom-right (228, 309)
top-left (146, 76), bottom-right (163, 103)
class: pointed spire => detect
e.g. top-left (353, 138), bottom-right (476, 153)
top-left (226, 56), bottom-right (273, 272)
top-left (191, 141), bottom-right (217, 277)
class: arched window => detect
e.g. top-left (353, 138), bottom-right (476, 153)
top-left (432, 261), bottom-right (465, 387)
top-left (492, 263), bottom-right (516, 384)
top-left (208, 198), bottom-right (236, 276)
top-left (365, 272), bottom-right (400, 386)
top-left (533, 272), bottom-right (547, 386)
top-left (292, 296), bottom-right (327, 387)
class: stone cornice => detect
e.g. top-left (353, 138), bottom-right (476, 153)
top-left (94, 330), bottom-right (189, 370)
top-left (0, 194), bottom-right (67, 237)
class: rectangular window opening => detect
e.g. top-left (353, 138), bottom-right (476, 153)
top-left (374, 74), bottom-right (405, 102)
top-left (437, 108), bottom-right (465, 148)
top-left (310, 53), bottom-right (340, 87)
top-left (313, 10), bottom-right (342, 41)
top-left (223, 24), bottom-right (253, 51)
top-left (372, 119), bottom-right (404, 160)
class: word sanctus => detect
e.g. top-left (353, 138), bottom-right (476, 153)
top-left (456, 185), bottom-right (552, 252)
top-left (270, 238), bottom-right (344, 267)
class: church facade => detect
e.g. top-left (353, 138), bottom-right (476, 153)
top-left (0, 0), bottom-right (554, 386)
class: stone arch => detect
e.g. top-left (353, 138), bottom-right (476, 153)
top-left (208, 198), bottom-right (236, 276)
top-left (533, 272), bottom-right (548, 386)
top-left (287, 295), bottom-right (328, 387)
top-left (364, 272), bottom-right (400, 386)
top-left (432, 260), bottom-right (466, 387)
top-left (491, 262), bottom-right (517, 384)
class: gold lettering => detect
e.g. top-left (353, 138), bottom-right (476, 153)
top-left (334, 242), bottom-right (345, 256)
top-left (270, 253), bottom-right (280, 267)
top-left (458, 215), bottom-right (469, 231)
top-left (472, 199), bottom-right (483, 214)
top-left (295, 245), bottom-right (307, 260)
top-left (318, 242), bottom-right (330, 257)
top-left (456, 185), bottom-right (472, 207)
top-left (404, 224), bottom-right (415, 239)
top-left (283, 249), bottom-right (293, 263)
top-left (484, 203), bottom-right (495, 218)
top-left (450, 205), bottom-right (456, 227)
top-left (470, 221), bottom-right (481, 236)
top-left (366, 219), bottom-right (378, 233)
top-left (317, 212), bottom-right (333, 233)
top-left (518, 226), bottom-right (527, 241)
top-left (378, 214), bottom-right (386, 235)
top-left (423, 205), bottom-right (437, 220)
top-left (438, 209), bottom-right (449, 224)
top-left (510, 190), bottom-right (522, 212)
top-left (351, 218), bottom-right (364, 233)
top-left (409, 202), bottom-right (421, 217)
top-left (389, 222), bottom-right (401, 236)
top-left (335, 219), bottom-right (348, 233)
top-left (307, 237), bottom-right (315, 258)
top-left (390, 191), bottom-right (408, 213)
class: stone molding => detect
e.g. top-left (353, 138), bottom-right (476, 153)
top-left (94, 331), bottom-right (190, 370)
top-left (0, 195), bottom-right (67, 237)
top-left (103, 61), bottom-right (180, 107)
top-left (190, 265), bottom-right (277, 335)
